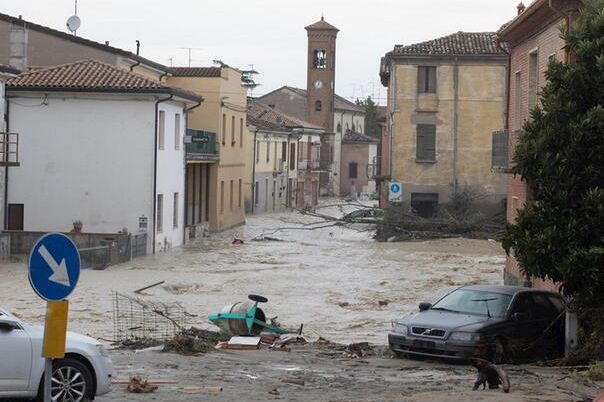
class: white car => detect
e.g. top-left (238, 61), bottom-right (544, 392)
top-left (0, 308), bottom-right (113, 401)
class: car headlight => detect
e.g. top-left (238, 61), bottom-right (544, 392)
top-left (96, 344), bottom-right (110, 357)
top-left (393, 322), bottom-right (408, 335)
top-left (449, 332), bottom-right (480, 342)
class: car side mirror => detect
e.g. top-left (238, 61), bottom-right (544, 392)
top-left (419, 302), bottom-right (432, 312)
top-left (0, 321), bottom-right (16, 332)
top-left (513, 312), bottom-right (529, 321)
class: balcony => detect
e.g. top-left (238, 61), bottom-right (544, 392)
top-left (185, 129), bottom-right (219, 162)
top-left (298, 159), bottom-right (321, 171)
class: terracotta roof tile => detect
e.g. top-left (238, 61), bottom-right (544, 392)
top-left (392, 32), bottom-right (506, 56)
top-left (343, 130), bottom-right (378, 144)
top-left (6, 60), bottom-right (202, 101)
top-left (305, 17), bottom-right (339, 31)
top-left (248, 100), bottom-right (323, 132)
top-left (171, 67), bottom-right (222, 77)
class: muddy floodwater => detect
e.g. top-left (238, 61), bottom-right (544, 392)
top-left (1, 205), bottom-right (505, 344)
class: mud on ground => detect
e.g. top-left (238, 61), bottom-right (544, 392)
top-left (100, 344), bottom-right (602, 402)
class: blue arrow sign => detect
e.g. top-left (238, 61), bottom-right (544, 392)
top-left (390, 183), bottom-right (401, 193)
top-left (28, 233), bottom-right (81, 301)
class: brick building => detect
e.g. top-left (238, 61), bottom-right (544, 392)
top-left (498, 0), bottom-right (582, 289)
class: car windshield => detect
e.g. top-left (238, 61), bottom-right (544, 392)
top-left (431, 289), bottom-right (512, 318)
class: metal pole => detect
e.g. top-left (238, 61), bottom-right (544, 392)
top-left (44, 358), bottom-right (52, 402)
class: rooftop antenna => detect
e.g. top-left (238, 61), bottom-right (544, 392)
top-left (180, 47), bottom-right (203, 67)
top-left (66, 0), bottom-right (81, 36)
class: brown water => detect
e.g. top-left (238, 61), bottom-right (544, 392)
top-left (0, 205), bottom-right (505, 344)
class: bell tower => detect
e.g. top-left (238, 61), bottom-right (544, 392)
top-left (305, 17), bottom-right (338, 132)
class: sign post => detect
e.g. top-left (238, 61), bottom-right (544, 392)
top-left (28, 233), bottom-right (80, 402)
top-left (388, 182), bottom-right (402, 203)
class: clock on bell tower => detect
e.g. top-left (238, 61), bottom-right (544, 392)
top-left (305, 16), bottom-right (339, 132)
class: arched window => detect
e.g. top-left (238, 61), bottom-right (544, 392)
top-left (336, 123), bottom-right (342, 133)
top-left (315, 100), bottom-right (322, 111)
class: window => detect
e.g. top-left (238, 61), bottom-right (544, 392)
top-left (222, 113), bottom-right (226, 145)
top-left (174, 113), bottom-right (180, 150)
top-left (411, 193), bottom-right (438, 218)
top-left (266, 141), bottom-right (270, 162)
top-left (416, 124), bottom-right (436, 161)
top-left (7, 203), bottom-right (23, 231)
top-left (349, 162), bottom-right (358, 179)
top-left (173, 192), bottom-right (179, 228)
top-left (256, 140), bottom-right (260, 162)
top-left (528, 50), bottom-right (539, 111)
top-left (239, 118), bottom-right (243, 147)
top-left (417, 66), bottom-right (437, 93)
top-left (158, 111), bottom-right (165, 150)
top-left (514, 72), bottom-right (521, 130)
top-left (229, 180), bottom-right (234, 211)
top-left (156, 194), bottom-right (163, 232)
top-left (491, 130), bottom-right (508, 169)
top-left (313, 50), bottom-right (327, 68)
top-left (337, 122), bottom-right (342, 133)
top-left (315, 100), bottom-right (322, 111)
top-left (231, 116), bottom-right (235, 145)
top-left (220, 181), bottom-right (224, 214)
top-left (238, 179), bottom-right (242, 208)
top-left (281, 142), bottom-right (287, 161)
top-left (290, 143), bottom-right (296, 170)
top-left (254, 181), bottom-right (259, 205)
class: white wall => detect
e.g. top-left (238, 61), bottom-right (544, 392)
top-left (155, 101), bottom-right (186, 251)
top-left (0, 80), bottom-right (5, 230)
top-left (7, 93), bottom-right (186, 251)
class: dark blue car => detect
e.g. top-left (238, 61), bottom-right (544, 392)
top-left (388, 285), bottom-right (566, 363)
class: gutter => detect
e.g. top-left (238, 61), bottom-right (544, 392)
top-left (152, 94), bottom-right (173, 254)
top-left (129, 59), bottom-right (141, 73)
top-left (452, 56), bottom-right (459, 195)
top-left (3, 98), bottom-right (9, 230)
top-left (6, 87), bottom-right (202, 103)
top-left (251, 127), bottom-right (258, 213)
top-left (182, 97), bottom-right (204, 242)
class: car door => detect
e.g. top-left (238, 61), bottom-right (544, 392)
top-left (0, 318), bottom-right (33, 393)
top-left (507, 293), bottom-right (538, 359)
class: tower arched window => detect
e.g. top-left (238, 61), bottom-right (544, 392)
top-left (315, 100), bottom-right (322, 111)
top-left (313, 50), bottom-right (327, 69)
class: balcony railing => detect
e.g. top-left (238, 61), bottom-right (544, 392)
top-left (298, 160), bottom-right (321, 171)
top-left (185, 129), bottom-right (219, 162)
top-left (0, 132), bottom-right (19, 167)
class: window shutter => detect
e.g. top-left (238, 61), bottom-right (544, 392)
top-left (417, 67), bottom-right (426, 93)
top-left (491, 130), bottom-right (508, 168)
top-left (427, 67), bottom-right (436, 93)
top-left (416, 124), bottom-right (436, 161)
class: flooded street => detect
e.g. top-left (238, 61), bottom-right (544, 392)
top-left (2, 204), bottom-right (504, 344)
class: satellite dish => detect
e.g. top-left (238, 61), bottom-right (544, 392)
top-left (66, 15), bottom-right (81, 33)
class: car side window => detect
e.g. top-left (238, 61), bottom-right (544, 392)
top-left (530, 293), bottom-right (557, 319)
top-left (511, 294), bottom-right (534, 318)
top-left (547, 295), bottom-right (565, 314)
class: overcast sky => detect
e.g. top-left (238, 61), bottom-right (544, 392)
top-left (3, 1), bottom-right (520, 104)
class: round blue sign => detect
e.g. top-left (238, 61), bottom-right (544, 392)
top-left (28, 233), bottom-right (81, 301)
top-left (390, 183), bottom-right (401, 193)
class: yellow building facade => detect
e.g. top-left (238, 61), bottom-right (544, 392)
top-left (380, 32), bottom-right (508, 215)
top-left (168, 67), bottom-right (247, 233)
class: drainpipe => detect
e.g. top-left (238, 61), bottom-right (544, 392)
top-left (136, 40), bottom-right (140, 56)
top-left (251, 128), bottom-right (258, 213)
top-left (152, 94), bottom-right (173, 254)
top-left (159, 70), bottom-right (169, 82)
top-left (3, 99), bottom-right (9, 230)
top-left (285, 133), bottom-right (290, 209)
top-left (497, 39), bottom-right (512, 131)
top-left (452, 56), bottom-right (460, 195)
top-left (182, 98), bottom-right (204, 242)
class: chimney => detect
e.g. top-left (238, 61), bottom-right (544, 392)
top-left (105, 41), bottom-right (110, 46)
top-left (517, 2), bottom-right (526, 15)
top-left (9, 23), bottom-right (28, 71)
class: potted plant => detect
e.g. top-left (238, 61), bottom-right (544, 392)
top-left (72, 220), bottom-right (83, 233)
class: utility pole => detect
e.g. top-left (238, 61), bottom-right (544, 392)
top-left (179, 47), bottom-right (203, 67)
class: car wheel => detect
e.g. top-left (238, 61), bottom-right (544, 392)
top-left (490, 338), bottom-right (507, 364)
top-left (37, 357), bottom-right (94, 402)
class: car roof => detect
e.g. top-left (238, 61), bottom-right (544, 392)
top-left (459, 284), bottom-right (562, 297)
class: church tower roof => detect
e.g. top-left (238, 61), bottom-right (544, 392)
top-left (305, 16), bottom-right (339, 32)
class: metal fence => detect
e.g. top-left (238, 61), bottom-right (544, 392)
top-left (112, 291), bottom-right (187, 341)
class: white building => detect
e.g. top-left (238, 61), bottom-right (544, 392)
top-left (5, 60), bottom-right (202, 252)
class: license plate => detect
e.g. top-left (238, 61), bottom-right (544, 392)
top-left (413, 340), bottom-right (436, 349)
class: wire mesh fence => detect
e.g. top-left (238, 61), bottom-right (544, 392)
top-left (112, 291), bottom-right (188, 341)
